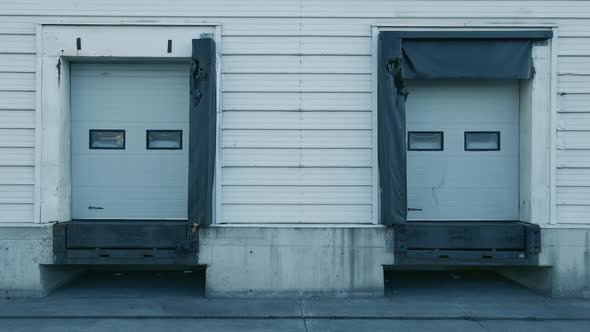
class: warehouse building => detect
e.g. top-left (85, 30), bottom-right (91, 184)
top-left (0, 1), bottom-right (589, 298)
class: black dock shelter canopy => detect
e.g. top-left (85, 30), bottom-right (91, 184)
top-left (378, 30), bottom-right (553, 225)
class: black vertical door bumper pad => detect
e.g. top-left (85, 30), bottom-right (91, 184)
top-left (189, 38), bottom-right (217, 227)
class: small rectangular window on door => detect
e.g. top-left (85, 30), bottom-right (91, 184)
top-left (464, 131), bottom-right (500, 151)
top-left (408, 131), bottom-right (444, 151)
top-left (146, 130), bottom-right (183, 150)
top-left (89, 129), bottom-right (125, 149)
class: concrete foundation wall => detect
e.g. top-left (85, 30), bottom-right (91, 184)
top-left (497, 228), bottom-right (590, 298)
top-left (2, 225), bottom-right (589, 298)
top-left (199, 227), bottom-right (395, 297)
top-left (0, 226), bottom-right (53, 297)
top-left (540, 228), bottom-right (590, 297)
top-left (0, 226), bottom-right (81, 298)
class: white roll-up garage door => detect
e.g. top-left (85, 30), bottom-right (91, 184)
top-left (71, 63), bottom-right (190, 219)
top-left (405, 80), bottom-right (519, 221)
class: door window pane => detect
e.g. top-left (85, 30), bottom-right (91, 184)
top-left (464, 131), bottom-right (500, 151)
top-left (89, 130), bottom-right (125, 149)
top-left (146, 130), bottom-right (183, 150)
top-left (408, 131), bottom-right (444, 151)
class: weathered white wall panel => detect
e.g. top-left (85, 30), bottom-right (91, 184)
top-left (0, 54), bottom-right (35, 72)
top-left (558, 75), bottom-right (590, 94)
top-left (558, 19), bottom-right (590, 37)
top-left (0, 91), bottom-right (35, 110)
top-left (222, 130), bottom-right (372, 148)
top-left (0, 34), bottom-right (35, 54)
top-left (0, 185), bottom-right (34, 203)
top-left (222, 36), bottom-right (370, 55)
top-left (0, 1), bottom-right (588, 224)
top-left (0, 129), bottom-right (34, 147)
top-left (222, 148), bottom-right (371, 167)
top-left (557, 187), bottom-right (590, 205)
top-left (0, 111), bottom-right (34, 129)
top-left (222, 204), bottom-right (372, 223)
top-left (301, 93), bottom-right (371, 111)
top-left (222, 168), bottom-right (371, 186)
top-left (221, 18), bottom-right (369, 36)
top-left (0, 4), bottom-right (35, 221)
top-left (556, 205), bottom-right (590, 224)
top-left (223, 55), bottom-right (371, 74)
top-left (0, 148), bottom-right (34, 166)
top-left (0, 204), bottom-right (34, 222)
top-left (0, 73), bottom-right (35, 91)
top-left (559, 37), bottom-right (590, 56)
top-left (558, 112), bottom-right (590, 129)
top-left (222, 112), bottom-right (372, 130)
top-left (557, 131), bottom-right (590, 149)
top-left (223, 92), bottom-right (371, 111)
top-left (557, 168), bottom-right (590, 186)
top-left (556, 150), bottom-right (590, 168)
top-left (222, 74), bottom-right (371, 92)
top-left (222, 186), bottom-right (372, 204)
top-left (558, 95), bottom-right (590, 114)
top-left (558, 57), bottom-right (590, 75)
top-left (0, 1), bottom-right (302, 17)
top-left (0, 20), bottom-right (36, 220)
top-left (0, 166), bottom-right (34, 185)
top-left (298, 1), bottom-right (590, 18)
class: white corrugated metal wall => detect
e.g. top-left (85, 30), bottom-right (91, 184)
top-left (0, 1), bottom-right (589, 224)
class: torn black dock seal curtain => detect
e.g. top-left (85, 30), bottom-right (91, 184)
top-left (189, 38), bottom-right (216, 227)
top-left (378, 30), bottom-right (551, 225)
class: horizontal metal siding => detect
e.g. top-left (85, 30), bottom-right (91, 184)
top-left (0, 185), bottom-right (33, 203)
top-left (222, 148), bottom-right (372, 167)
top-left (223, 55), bottom-right (371, 74)
top-left (222, 204), bottom-right (372, 223)
top-left (557, 36), bottom-right (590, 225)
top-left (219, 32), bottom-right (373, 223)
top-left (0, 203), bottom-right (34, 222)
top-left (0, 34), bottom-right (35, 54)
top-left (0, 2), bottom-right (588, 224)
top-left (0, 72), bottom-right (35, 91)
top-left (223, 36), bottom-right (371, 55)
top-left (0, 148), bottom-right (34, 166)
top-left (0, 91), bottom-right (35, 110)
top-left (299, 1), bottom-right (590, 18)
top-left (0, 129), bottom-right (34, 147)
top-left (0, 54), bottom-right (35, 72)
top-left (0, 110), bottom-right (34, 129)
top-left (222, 112), bottom-right (372, 130)
top-left (0, 166), bottom-right (34, 185)
top-left (223, 92), bottom-right (372, 111)
top-left (222, 73), bottom-right (371, 92)
top-left (2, 1), bottom-right (590, 18)
top-left (558, 166), bottom-right (590, 182)
top-left (222, 130), bottom-right (372, 148)
top-left (0, 25), bottom-right (36, 222)
top-left (222, 167), bottom-right (371, 186)
top-left (222, 186), bottom-right (372, 204)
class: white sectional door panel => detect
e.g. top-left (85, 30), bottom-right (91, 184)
top-left (71, 63), bottom-right (189, 219)
top-left (405, 80), bottom-right (520, 221)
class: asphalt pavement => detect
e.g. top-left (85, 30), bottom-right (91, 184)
top-left (0, 270), bottom-right (588, 331)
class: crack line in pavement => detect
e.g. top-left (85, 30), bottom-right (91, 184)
top-left (473, 320), bottom-right (492, 332)
top-left (454, 300), bottom-right (490, 331)
top-left (1, 316), bottom-right (590, 321)
top-left (299, 298), bottom-right (309, 332)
